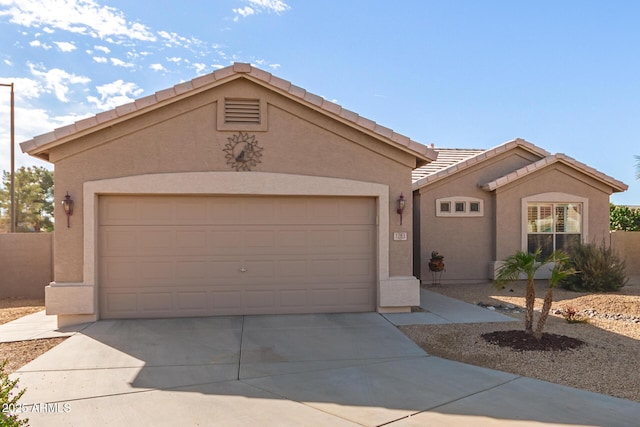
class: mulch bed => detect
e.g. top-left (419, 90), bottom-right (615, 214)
top-left (482, 330), bottom-right (586, 351)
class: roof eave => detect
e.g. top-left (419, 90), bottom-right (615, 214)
top-left (21, 63), bottom-right (436, 165)
top-left (480, 155), bottom-right (629, 193)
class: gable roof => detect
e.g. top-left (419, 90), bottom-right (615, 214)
top-left (412, 138), bottom-right (550, 189)
top-left (20, 63), bottom-right (436, 165)
top-left (412, 148), bottom-right (485, 183)
top-left (481, 153), bottom-right (628, 193)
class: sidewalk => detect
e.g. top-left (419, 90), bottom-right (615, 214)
top-left (0, 310), bottom-right (89, 343)
top-left (382, 289), bottom-right (517, 326)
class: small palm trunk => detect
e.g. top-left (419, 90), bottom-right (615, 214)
top-left (534, 289), bottom-right (554, 341)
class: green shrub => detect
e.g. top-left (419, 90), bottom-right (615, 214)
top-left (1, 359), bottom-right (29, 426)
top-left (560, 241), bottom-right (628, 292)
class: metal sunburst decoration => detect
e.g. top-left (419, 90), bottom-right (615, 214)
top-left (223, 132), bottom-right (263, 171)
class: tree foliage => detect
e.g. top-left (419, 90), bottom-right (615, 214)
top-left (494, 248), bottom-right (575, 341)
top-left (610, 204), bottom-right (640, 231)
top-left (560, 240), bottom-right (627, 292)
top-left (0, 166), bottom-right (54, 232)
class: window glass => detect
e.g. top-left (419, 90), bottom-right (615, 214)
top-left (455, 202), bottom-right (465, 212)
top-left (527, 202), bottom-right (582, 259)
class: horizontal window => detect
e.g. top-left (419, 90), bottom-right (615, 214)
top-left (436, 197), bottom-right (483, 217)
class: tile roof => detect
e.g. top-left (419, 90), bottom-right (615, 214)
top-left (21, 63), bottom-right (437, 164)
top-left (412, 138), bottom-right (550, 189)
top-left (481, 153), bottom-right (628, 193)
top-left (412, 148), bottom-right (485, 182)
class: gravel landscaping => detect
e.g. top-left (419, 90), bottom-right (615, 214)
top-left (0, 298), bottom-right (66, 374)
top-left (401, 281), bottom-right (640, 403)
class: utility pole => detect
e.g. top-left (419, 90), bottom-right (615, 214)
top-left (1, 83), bottom-right (15, 232)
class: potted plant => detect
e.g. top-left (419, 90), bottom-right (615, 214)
top-left (428, 251), bottom-right (445, 272)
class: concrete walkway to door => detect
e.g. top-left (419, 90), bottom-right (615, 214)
top-left (9, 311), bottom-right (640, 426)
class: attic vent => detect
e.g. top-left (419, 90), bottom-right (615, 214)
top-left (224, 98), bottom-right (261, 124)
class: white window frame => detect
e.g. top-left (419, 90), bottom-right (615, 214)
top-left (521, 192), bottom-right (588, 253)
top-left (436, 196), bottom-right (484, 217)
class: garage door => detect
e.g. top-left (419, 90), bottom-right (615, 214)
top-left (99, 195), bottom-right (376, 319)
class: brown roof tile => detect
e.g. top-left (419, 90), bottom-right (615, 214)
top-left (412, 139), bottom-right (549, 188)
top-left (20, 63), bottom-right (436, 163)
top-left (481, 154), bottom-right (628, 193)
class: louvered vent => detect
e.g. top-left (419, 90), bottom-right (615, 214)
top-left (224, 98), bottom-right (261, 124)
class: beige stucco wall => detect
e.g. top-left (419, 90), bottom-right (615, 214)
top-left (0, 233), bottom-right (52, 298)
top-left (416, 148), bottom-right (541, 283)
top-left (611, 231), bottom-right (640, 284)
top-left (494, 164), bottom-right (613, 262)
top-left (45, 77), bottom-right (420, 322)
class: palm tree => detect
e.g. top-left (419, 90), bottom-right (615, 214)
top-left (533, 254), bottom-right (575, 341)
top-left (494, 248), bottom-right (574, 339)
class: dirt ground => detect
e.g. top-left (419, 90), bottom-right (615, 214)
top-left (401, 281), bottom-right (640, 403)
top-left (0, 298), bottom-right (46, 324)
top-left (0, 298), bottom-right (66, 374)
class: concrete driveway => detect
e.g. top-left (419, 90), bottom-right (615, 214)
top-left (11, 312), bottom-right (640, 426)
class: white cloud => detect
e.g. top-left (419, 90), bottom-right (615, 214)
top-left (233, 0), bottom-right (290, 20)
top-left (29, 39), bottom-right (52, 49)
top-left (93, 56), bottom-right (107, 63)
top-left (269, 63), bottom-right (281, 70)
top-left (167, 57), bottom-right (182, 63)
top-left (42, 27), bottom-right (54, 34)
top-left (3, 59), bottom-right (13, 66)
top-left (192, 63), bottom-right (206, 74)
top-left (94, 45), bottom-right (110, 54)
top-left (157, 30), bottom-right (202, 50)
top-left (0, 0), bottom-right (156, 42)
top-left (54, 41), bottom-right (76, 52)
top-left (87, 79), bottom-right (143, 110)
top-left (28, 64), bottom-right (91, 102)
top-left (149, 63), bottom-right (166, 72)
top-left (110, 57), bottom-right (134, 68)
top-left (249, 0), bottom-right (290, 13)
top-left (0, 77), bottom-right (45, 101)
top-left (233, 6), bottom-right (255, 21)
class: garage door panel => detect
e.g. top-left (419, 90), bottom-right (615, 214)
top-left (277, 260), bottom-right (307, 278)
top-left (99, 195), bottom-right (376, 318)
top-left (342, 258), bottom-right (375, 278)
top-left (140, 292), bottom-right (173, 312)
top-left (104, 292), bottom-right (138, 314)
top-left (209, 291), bottom-right (243, 311)
top-left (177, 292), bottom-right (208, 311)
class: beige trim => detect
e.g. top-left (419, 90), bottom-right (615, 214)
top-left (413, 138), bottom-right (550, 190)
top-left (483, 154), bottom-right (628, 193)
top-left (520, 192), bottom-right (589, 252)
top-left (81, 172), bottom-right (393, 317)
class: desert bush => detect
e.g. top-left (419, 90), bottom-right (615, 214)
top-left (560, 241), bottom-right (628, 292)
top-left (1, 359), bottom-right (29, 426)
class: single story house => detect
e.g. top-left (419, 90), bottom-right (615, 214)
top-left (412, 139), bottom-right (627, 283)
top-left (21, 63), bottom-right (627, 327)
top-left (21, 63), bottom-right (436, 327)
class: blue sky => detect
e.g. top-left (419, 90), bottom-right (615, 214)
top-left (0, 0), bottom-right (638, 203)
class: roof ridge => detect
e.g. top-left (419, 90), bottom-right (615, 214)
top-left (481, 153), bottom-right (628, 192)
top-left (21, 62), bottom-right (436, 163)
top-left (412, 138), bottom-right (549, 188)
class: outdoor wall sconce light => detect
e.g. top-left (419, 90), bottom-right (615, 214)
top-left (61, 192), bottom-right (74, 228)
top-left (397, 193), bottom-right (406, 225)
